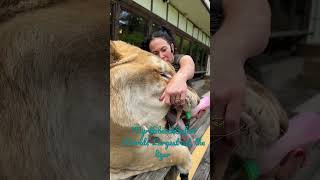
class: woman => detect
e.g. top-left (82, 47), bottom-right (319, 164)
top-left (142, 27), bottom-right (195, 107)
top-left (141, 28), bottom-right (209, 148)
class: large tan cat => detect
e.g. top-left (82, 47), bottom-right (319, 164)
top-left (110, 41), bottom-right (200, 179)
top-left (0, 0), bottom-right (107, 179)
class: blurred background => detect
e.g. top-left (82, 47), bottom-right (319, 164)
top-left (245, 1), bottom-right (320, 179)
top-left (245, 0), bottom-right (320, 116)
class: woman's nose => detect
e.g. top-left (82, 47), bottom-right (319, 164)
top-left (159, 52), bottom-right (165, 59)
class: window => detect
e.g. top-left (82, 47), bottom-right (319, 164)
top-left (191, 43), bottom-right (200, 70)
top-left (174, 35), bottom-right (182, 53)
top-left (118, 10), bottom-right (147, 46)
top-left (151, 23), bottom-right (162, 33)
top-left (181, 39), bottom-right (190, 55)
top-left (111, 1), bottom-right (210, 76)
top-left (202, 51), bottom-right (208, 71)
top-left (198, 46), bottom-right (205, 71)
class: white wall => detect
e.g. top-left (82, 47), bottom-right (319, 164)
top-left (133, 0), bottom-right (210, 47)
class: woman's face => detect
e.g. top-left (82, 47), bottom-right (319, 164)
top-left (149, 37), bottom-right (174, 63)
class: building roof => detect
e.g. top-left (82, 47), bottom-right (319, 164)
top-left (170, 0), bottom-right (210, 35)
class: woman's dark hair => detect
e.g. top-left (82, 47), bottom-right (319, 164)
top-left (141, 26), bottom-right (175, 52)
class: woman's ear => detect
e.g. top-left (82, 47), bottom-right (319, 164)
top-left (170, 43), bottom-right (175, 53)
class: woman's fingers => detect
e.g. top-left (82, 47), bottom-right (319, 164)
top-left (212, 97), bottom-right (227, 137)
top-left (160, 91), bottom-right (171, 105)
top-left (177, 91), bottom-right (186, 106)
top-left (224, 98), bottom-right (242, 144)
top-left (170, 93), bottom-right (176, 105)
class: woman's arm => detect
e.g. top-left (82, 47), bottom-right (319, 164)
top-left (213, 0), bottom-right (271, 64)
top-left (211, 1), bottom-right (271, 179)
top-left (212, 0), bottom-right (271, 144)
top-left (176, 55), bottom-right (195, 81)
top-left (160, 55), bottom-right (195, 105)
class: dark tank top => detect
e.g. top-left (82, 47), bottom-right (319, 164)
top-left (172, 54), bottom-right (184, 72)
top-left (172, 54), bottom-right (192, 86)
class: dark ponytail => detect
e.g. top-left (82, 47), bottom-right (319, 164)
top-left (141, 26), bottom-right (175, 52)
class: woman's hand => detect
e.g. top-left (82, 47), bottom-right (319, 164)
top-left (159, 55), bottom-right (194, 106)
top-left (212, 57), bottom-right (246, 146)
top-left (159, 73), bottom-right (187, 106)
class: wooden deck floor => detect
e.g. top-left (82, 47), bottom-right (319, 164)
top-left (126, 111), bottom-right (210, 180)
